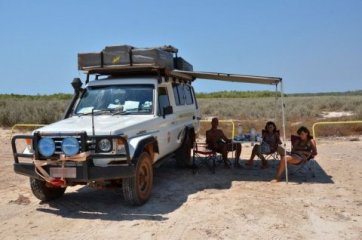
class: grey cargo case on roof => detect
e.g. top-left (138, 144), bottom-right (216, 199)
top-left (78, 52), bottom-right (102, 70)
top-left (78, 45), bottom-right (193, 71)
top-left (132, 48), bottom-right (174, 69)
top-left (175, 57), bottom-right (193, 71)
top-left (102, 45), bottom-right (133, 67)
top-left (78, 45), bottom-right (134, 70)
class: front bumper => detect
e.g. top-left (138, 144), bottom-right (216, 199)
top-left (13, 162), bottom-right (135, 182)
top-left (11, 132), bottom-right (134, 182)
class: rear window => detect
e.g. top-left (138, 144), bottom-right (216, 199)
top-left (184, 85), bottom-right (193, 105)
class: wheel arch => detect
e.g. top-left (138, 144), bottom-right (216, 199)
top-left (132, 136), bottom-right (159, 164)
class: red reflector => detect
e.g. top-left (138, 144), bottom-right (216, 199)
top-left (50, 179), bottom-right (65, 187)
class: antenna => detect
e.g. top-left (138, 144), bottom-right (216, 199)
top-left (91, 108), bottom-right (95, 138)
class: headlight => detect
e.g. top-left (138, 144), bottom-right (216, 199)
top-left (98, 138), bottom-right (112, 152)
top-left (38, 138), bottom-right (55, 157)
top-left (61, 137), bottom-right (80, 156)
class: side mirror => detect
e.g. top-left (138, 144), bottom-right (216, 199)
top-left (163, 106), bottom-right (173, 118)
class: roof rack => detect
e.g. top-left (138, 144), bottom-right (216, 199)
top-left (84, 65), bottom-right (194, 84)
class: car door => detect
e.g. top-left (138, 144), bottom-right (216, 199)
top-left (154, 86), bottom-right (175, 158)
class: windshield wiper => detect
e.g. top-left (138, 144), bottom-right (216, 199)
top-left (111, 108), bottom-right (130, 115)
top-left (76, 109), bottom-right (113, 117)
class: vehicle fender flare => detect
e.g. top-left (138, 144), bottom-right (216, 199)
top-left (129, 135), bottom-right (159, 163)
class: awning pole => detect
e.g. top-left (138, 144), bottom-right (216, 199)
top-left (280, 80), bottom-right (288, 183)
top-left (274, 84), bottom-right (278, 121)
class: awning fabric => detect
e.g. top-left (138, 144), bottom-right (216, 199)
top-left (171, 70), bottom-right (281, 85)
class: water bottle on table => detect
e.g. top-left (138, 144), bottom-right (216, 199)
top-left (250, 128), bottom-right (256, 146)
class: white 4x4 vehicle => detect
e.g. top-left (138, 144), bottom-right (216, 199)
top-left (12, 45), bottom-right (281, 205)
top-left (12, 60), bottom-right (200, 205)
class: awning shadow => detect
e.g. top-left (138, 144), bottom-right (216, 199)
top-left (36, 158), bottom-right (333, 221)
top-left (231, 159), bottom-right (334, 184)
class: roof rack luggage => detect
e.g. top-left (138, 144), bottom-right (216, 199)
top-left (78, 45), bottom-right (192, 72)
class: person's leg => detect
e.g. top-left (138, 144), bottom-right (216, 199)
top-left (228, 143), bottom-right (242, 167)
top-left (234, 143), bottom-right (242, 160)
top-left (247, 144), bottom-right (260, 166)
top-left (216, 144), bottom-right (231, 168)
top-left (260, 152), bottom-right (268, 168)
top-left (277, 145), bottom-right (286, 157)
top-left (272, 156), bottom-right (302, 182)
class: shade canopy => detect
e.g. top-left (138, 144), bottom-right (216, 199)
top-left (171, 69), bottom-right (288, 183)
top-left (171, 70), bottom-right (282, 85)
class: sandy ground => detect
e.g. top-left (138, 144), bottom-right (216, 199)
top-left (0, 128), bottom-right (361, 240)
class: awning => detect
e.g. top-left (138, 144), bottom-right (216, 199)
top-left (171, 70), bottom-right (282, 85)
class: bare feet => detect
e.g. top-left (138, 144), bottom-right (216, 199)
top-left (245, 160), bottom-right (253, 166)
top-left (270, 178), bottom-right (280, 183)
top-left (224, 159), bottom-right (232, 169)
top-left (234, 160), bottom-right (242, 168)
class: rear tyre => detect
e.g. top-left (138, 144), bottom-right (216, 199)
top-left (30, 178), bottom-right (66, 201)
top-left (175, 130), bottom-right (194, 168)
top-left (123, 152), bottom-right (153, 206)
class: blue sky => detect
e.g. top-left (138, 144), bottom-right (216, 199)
top-left (0, 0), bottom-right (361, 94)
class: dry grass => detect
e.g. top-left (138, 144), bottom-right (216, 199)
top-left (0, 99), bottom-right (69, 127)
top-left (198, 95), bottom-right (362, 137)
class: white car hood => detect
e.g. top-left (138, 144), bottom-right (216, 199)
top-left (37, 115), bottom-right (155, 135)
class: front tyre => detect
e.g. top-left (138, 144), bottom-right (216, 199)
top-left (30, 178), bottom-right (66, 201)
top-left (123, 152), bottom-right (153, 206)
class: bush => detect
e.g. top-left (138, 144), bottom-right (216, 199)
top-left (0, 94), bottom-right (71, 127)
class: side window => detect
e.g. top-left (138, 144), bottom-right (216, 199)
top-left (172, 83), bottom-right (186, 106)
top-left (185, 85), bottom-right (193, 105)
top-left (158, 87), bottom-right (170, 116)
top-left (191, 86), bottom-right (198, 109)
top-left (177, 84), bottom-right (186, 105)
top-left (172, 83), bottom-right (181, 105)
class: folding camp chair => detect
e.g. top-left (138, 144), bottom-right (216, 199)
top-left (262, 151), bottom-right (280, 168)
top-left (192, 142), bottom-right (221, 174)
top-left (289, 135), bottom-right (317, 180)
top-left (256, 130), bottom-right (282, 168)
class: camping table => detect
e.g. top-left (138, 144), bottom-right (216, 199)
top-left (230, 139), bottom-right (260, 160)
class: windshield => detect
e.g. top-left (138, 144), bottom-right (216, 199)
top-left (74, 85), bottom-right (154, 115)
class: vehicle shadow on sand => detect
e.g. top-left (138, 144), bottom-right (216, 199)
top-left (36, 158), bottom-right (333, 221)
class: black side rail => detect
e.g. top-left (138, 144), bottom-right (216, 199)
top-left (11, 135), bottom-right (34, 163)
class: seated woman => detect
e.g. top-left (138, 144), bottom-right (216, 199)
top-left (272, 126), bottom-right (317, 182)
top-left (246, 121), bottom-right (284, 169)
top-left (206, 117), bottom-right (242, 168)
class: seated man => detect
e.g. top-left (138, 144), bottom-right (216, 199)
top-left (206, 118), bottom-right (242, 168)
